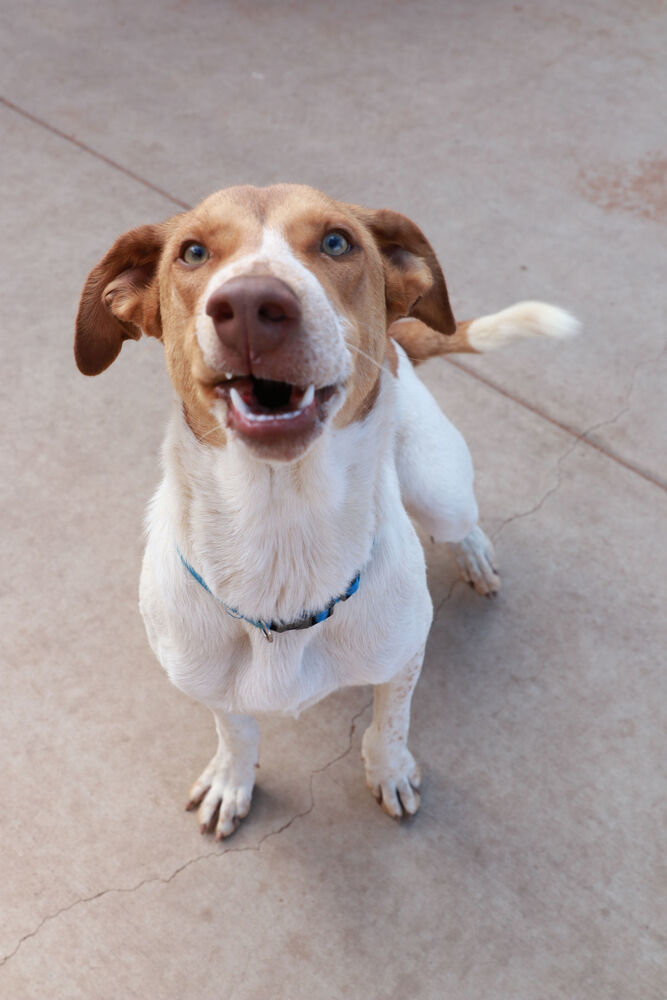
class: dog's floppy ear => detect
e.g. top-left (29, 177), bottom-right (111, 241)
top-left (349, 206), bottom-right (456, 336)
top-left (75, 221), bottom-right (173, 375)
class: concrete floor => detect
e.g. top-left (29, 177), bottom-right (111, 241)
top-left (1, 1), bottom-right (665, 997)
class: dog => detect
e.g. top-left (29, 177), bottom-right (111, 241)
top-left (75, 184), bottom-right (577, 839)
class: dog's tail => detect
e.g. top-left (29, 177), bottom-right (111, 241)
top-left (391, 301), bottom-right (580, 364)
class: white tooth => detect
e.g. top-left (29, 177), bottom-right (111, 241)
top-left (224, 372), bottom-right (235, 380)
top-left (300, 384), bottom-right (315, 409)
top-left (230, 387), bottom-right (251, 415)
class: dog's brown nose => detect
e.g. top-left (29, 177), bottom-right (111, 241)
top-left (206, 275), bottom-right (301, 363)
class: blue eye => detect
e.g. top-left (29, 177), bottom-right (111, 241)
top-left (321, 231), bottom-right (351, 256)
top-left (181, 242), bottom-right (209, 265)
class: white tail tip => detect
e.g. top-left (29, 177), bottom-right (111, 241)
top-left (467, 301), bottom-right (581, 353)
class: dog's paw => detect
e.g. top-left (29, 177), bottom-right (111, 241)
top-left (185, 754), bottom-right (256, 840)
top-left (361, 728), bottom-right (422, 819)
top-left (450, 526), bottom-right (500, 597)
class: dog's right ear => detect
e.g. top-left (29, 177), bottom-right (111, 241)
top-left (75, 221), bottom-right (174, 375)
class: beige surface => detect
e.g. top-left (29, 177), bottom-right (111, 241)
top-left (1, 2), bottom-right (665, 998)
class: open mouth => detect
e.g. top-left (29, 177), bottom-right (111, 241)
top-left (214, 374), bottom-right (338, 443)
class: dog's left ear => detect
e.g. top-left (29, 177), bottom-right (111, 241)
top-left (349, 206), bottom-right (456, 335)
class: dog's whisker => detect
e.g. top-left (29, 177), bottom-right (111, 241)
top-left (197, 422), bottom-right (224, 444)
top-left (347, 343), bottom-right (384, 373)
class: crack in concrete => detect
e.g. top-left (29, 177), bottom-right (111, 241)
top-left (491, 340), bottom-right (667, 541)
top-left (430, 342), bottom-right (667, 612)
top-left (447, 339), bottom-right (667, 491)
top-left (433, 575), bottom-right (464, 617)
top-left (0, 699), bottom-right (372, 971)
top-left (490, 432), bottom-right (581, 542)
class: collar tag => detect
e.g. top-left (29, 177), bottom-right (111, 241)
top-left (258, 621), bottom-right (274, 643)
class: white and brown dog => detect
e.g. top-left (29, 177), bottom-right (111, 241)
top-left (75, 184), bottom-right (577, 839)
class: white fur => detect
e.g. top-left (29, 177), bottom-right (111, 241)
top-left (141, 370), bottom-right (434, 717)
top-left (187, 711), bottom-right (259, 839)
top-left (394, 343), bottom-right (478, 542)
top-left (139, 344), bottom-right (488, 830)
top-left (139, 224), bottom-right (495, 834)
top-left (467, 301), bottom-right (580, 352)
top-left (451, 525), bottom-right (500, 596)
top-left (361, 645), bottom-right (425, 817)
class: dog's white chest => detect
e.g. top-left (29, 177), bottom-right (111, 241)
top-left (141, 516), bottom-right (432, 717)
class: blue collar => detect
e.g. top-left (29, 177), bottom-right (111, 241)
top-left (177, 548), bottom-right (361, 643)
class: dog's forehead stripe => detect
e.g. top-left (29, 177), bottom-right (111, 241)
top-left (199, 224), bottom-right (333, 304)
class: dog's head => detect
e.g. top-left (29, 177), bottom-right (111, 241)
top-left (75, 184), bottom-right (455, 461)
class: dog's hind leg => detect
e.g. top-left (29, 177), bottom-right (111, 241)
top-left (185, 711), bottom-right (260, 840)
top-left (361, 646), bottom-right (425, 819)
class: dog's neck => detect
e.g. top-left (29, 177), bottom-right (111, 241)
top-left (161, 370), bottom-right (396, 622)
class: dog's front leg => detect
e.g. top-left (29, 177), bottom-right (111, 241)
top-left (361, 647), bottom-right (424, 819)
top-left (392, 345), bottom-right (500, 595)
top-left (186, 711), bottom-right (260, 840)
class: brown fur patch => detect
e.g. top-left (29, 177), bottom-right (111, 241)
top-left (344, 204), bottom-right (457, 336)
top-left (75, 184), bottom-right (464, 448)
top-left (351, 374), bottom-right (382, 422)
top-left (390, 317), bottom-right (478, 364)
top-left (182, 402), bottom-right (226, 447)
top-left (385, 337), bottom-right (399, 376)
top-left (75, 222), bottom-right (171, 375)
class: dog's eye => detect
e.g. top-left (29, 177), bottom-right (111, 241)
top-left (321, 232), bottom-right (351, 257)
top-left (180, 242), bottom-right (209, 266)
